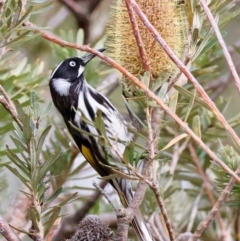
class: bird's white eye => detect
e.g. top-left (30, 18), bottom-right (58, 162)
top-left (69, 61), bottom-right (76, 67)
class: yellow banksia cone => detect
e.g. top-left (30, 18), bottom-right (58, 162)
top-left (106, 0), bottom-right (189, 95)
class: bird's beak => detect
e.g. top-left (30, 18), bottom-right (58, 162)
top-left (81, 48), bottom-right (106, 65)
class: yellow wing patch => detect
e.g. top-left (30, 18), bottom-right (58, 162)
top-left (81, 145), bottom-right (97, 170)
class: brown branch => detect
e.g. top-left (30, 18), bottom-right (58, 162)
top-left (59, 0), bottom-right (102, 44)
top-left (29, 224), bottom-right (43, 241)
top-left (187, 186), bottom-right (204, 232)
top-left (153, 214), bottom-right (169, 241)
top-left (124, 0), bottom-right (152, 77)
top-left (115, 208), bottom-right (131, 241)
top-left (150, 182), bottom-right (175, 241)
top-left (203, 64), bottom-right (240, 100)
top-left (189, 165), bottom-right (240, 241)
top-left (148, 214), bottom-right (162, 241)
top-left (198, 0), bottom-right (240, 95)
top-left (52, 181), bottom-right (107, 241)
top-left (147, 107), bottom-right (174, 240)
top-left (0, 85), bottom-right (23, 130)
top-left (176, 232), bottom-right (198, 241)
top-left (170, 137), bottom-right (189, 174)
top-left (188, 143), bottom-right (226, 234)
top-left (92, 181), bottom-right (117, 213)
top-left (0, 215), bottom-right (21, 241)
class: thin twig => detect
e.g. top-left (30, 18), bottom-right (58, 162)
top-left (188, 143), bottom-right (226, 234)
top-left (0, 215), bottom-right (21, 241)
top-left (129, 0), bottom-right (240, 149)
top-left (187, 186), bottom-right (204, 232)
top-left (92, 181), bottom-right (117, 213)
top-left (0, 85), bottom-right (23, 130)
top-left (176, 233), bottom-right (197, 241)
top-left (170, 138), bottom-right (189, 174)
top-left (154, 214), bottom-right (170, 241)
top-left (39, 32), bottom-right (240, 183)
top-left (146, 107), bottom-right (174, 241)
top-left (148, 214), bottom-right (162, 241)
top-left (59, 0), bottom-right (102, 44)
top-left (203, 64), bottom-right (240, 100)
top-left (198, 0), bottom-right (240, 94)
top-left (124, 0), bottom-right (151, 77)
top-left (189, 166), bottom-right (240, 241)
top-left (146, 107), bottom-right (154, 172)
top-left (150, 182), bottom-right (175, 241)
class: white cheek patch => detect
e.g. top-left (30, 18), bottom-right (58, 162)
top-left (50, 61), bottom-right (63, 79)
top-left (52, 78), bottom-right (71, 96)
top-left (78, 65), bottom-right (85, 77)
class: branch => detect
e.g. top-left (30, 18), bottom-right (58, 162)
top-left (176, 232), bottom-right (198, 241)
top-left (198, 0), bottom-right (240, 95)
top-left (115, 208), bottom-right (132, 241)
top-left (0, 85), bottom-right (23, 130)
top-left (124, 0), bottom-right (152, 77)
top-left (153, 214), bottom-right (170, 241)
top-left (59, 0), bottom-right (102, 44)
top-left (188, 143), bottom-right (226, 234)
top-left (147, 106), bottom-right (174, 241)
top-left (203, 64), bottom-right (240, 100)
top-left (189, 165), bottom-right (240, 241)
top-left (0, 215), bottom-right (21, 241)
top-left (150, 182), bottom-right (175, 241)
top-left (186, 186), bottom-right (204, 232)
top-left (92, 181), bottom-right (117, 213)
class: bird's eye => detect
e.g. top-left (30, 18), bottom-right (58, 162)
top-left (69, 61), bottom-right (76, 67)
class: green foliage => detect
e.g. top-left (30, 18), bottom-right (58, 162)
top-left (189, 0), bottom-right (240, 62)
top-left (0, 169), bottom-right (8, 214)
top-left (0, 0), bottom-right (52, 48)
top-left (0, 0), bottom-right (240, 240)
top-left (0, 54), bottom-right (45, 158)
top-left (0, 0), bottom-right (53, 156)
top-left (1, 92), bottom-right (82, 238)
top-left (212, 145), bottom-right (240, 194)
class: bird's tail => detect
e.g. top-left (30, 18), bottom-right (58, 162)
top-left (113, 178), bottom-right (154, 241)
top-left (131, 209), bottom-right (154, 241)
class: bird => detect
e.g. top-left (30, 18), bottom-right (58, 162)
top-left (49, 48), bottom-right (153, 241)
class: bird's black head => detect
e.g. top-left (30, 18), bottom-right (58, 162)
top-left (49, 48), bottom-right (105, 97)
top-left (50, 48), bottom-right (106, 81)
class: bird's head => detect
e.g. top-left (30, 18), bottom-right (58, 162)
top-left (49, 48), bottom-right (105, 96)
top-left (50, 48), bottom-right (105, 81)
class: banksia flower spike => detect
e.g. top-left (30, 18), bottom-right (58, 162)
top-left (106, 0), bottom-right (189, 96)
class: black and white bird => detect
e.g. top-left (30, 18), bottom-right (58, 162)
top-left (49, 48), bottom-right (153, 241)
